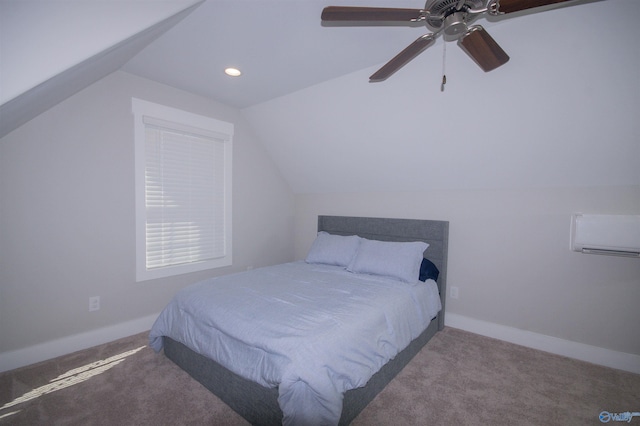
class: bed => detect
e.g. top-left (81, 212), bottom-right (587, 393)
top-left (150, 215), bottom-right (449, 425)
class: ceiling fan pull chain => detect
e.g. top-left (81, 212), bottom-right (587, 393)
top-left (441, 41), bottom-right (447, 92)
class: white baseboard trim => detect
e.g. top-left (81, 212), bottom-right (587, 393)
top-left (0, 314), bottom-right (159, 373)
top-left (3, 312), bottom-right (638, 375)
top-left (445, 313), bottom-right (640, 375)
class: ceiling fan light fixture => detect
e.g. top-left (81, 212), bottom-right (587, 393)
top-left (224, 67), bottom-right (242, 77)
top-left (443, 12), bottom-right (468, 38)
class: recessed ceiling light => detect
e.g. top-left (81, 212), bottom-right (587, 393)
top-left (224, 67), bottom-right (242, 77)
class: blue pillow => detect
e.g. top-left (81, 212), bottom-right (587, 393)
top-left (419, 258), bottom-right (440, 282)
top-left (347, 238), bottom-right (428, 283)
top-left (305, 231), bottom-right (361, 267)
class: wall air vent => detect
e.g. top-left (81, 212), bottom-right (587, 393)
top-left (570, 214), bottom-right (640, 257)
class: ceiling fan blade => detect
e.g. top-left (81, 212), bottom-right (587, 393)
top-left (321, 6), bottom-right (425, 22)
top-left (370, 34), bottom-right (436, 82)
top-left (493, 0), bottom-right (575, 14)
top-left (458, 26), bottom-right (509, 72)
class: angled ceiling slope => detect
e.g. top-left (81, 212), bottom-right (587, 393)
top-left (0, 1), bottom-right (203, 139)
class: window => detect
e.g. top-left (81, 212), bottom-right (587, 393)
top-left (132, 98), bottom-right (233, 281)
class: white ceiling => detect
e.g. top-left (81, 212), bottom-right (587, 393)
top-left (122, 0), bottom-right (426, 108)
top-left (121, 0), bottom-right (588, 109)
top-left (0, 0), bottom-right (605, 137)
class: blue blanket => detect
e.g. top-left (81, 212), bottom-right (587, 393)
top-left (150, 262), bottom-right (441, 425)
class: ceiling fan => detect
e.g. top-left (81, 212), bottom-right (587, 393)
top-left (321, 0), bottom-right (584, 82)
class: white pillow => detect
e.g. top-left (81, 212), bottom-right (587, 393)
top-left (305, 231), bottom-right (361, 267)
top-left (347, 238), bottom-right (429, 283)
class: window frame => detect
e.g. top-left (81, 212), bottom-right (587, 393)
top-left (132, 98), bottom-right (233, 282)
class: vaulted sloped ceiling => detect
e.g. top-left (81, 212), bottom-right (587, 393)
top-left (2, 0), bottom-right (638, 194)
top-left (0, 0), bottom-right (203, 139)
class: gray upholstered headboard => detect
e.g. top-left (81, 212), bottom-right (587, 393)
top-left (317, 215), bottom-right (449, 330)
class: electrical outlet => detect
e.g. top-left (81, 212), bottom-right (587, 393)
top-left (89, 296), bottom-right (100, 312)
top-left (450, 286), bottom-right (459, 299)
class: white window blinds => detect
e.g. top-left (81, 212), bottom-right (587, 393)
top-left (133, 99), bottom-right (233, 281)
top-left (144, 119), bottom-right (226, 269)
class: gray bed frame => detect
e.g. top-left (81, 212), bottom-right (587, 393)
top-left (163, 215), bottom-right (449, 425)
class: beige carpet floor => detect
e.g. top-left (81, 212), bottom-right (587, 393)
top-left (1, 327), bottom-right (638, 425)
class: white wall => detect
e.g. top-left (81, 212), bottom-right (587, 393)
top-left (241, 0), bottom-right (640, 369)
top-left (243, 0), bottom-right (640, 194)
top-left (294, 187), bottom-right (640, 360)
top-left (0, 71), bottom-right (294, 370)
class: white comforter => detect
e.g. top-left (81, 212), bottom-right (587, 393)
top-left (149, 261), bottom-right (441, 425)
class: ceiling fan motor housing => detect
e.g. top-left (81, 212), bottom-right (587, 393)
top-left (443, 12), bottom-right (468, 37)
top-left (425, 0), bottom-right (485, 32)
